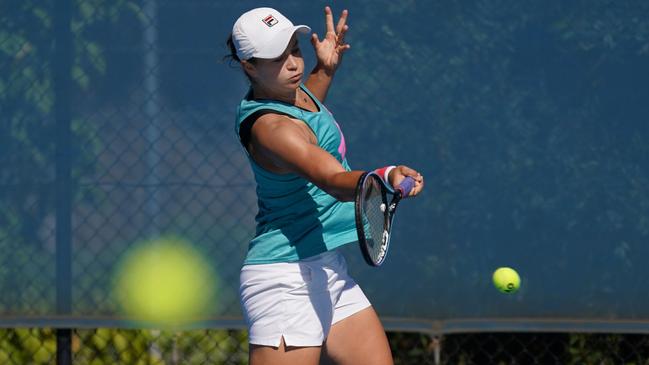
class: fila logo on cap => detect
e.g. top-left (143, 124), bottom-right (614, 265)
top-left (262, 14), bottom-right (278, 27)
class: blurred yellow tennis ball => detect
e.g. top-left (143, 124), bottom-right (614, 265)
top-left (492, 267), bottom-right (520, 294)
top-left (113, 237), bottom-right (216, 327)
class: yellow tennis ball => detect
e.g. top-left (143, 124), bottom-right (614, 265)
top-left (492, 267), bottom-right (521, 294)
top-left (113, 237), bottom-right (216, 327)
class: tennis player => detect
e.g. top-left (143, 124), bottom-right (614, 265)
top-left (228, 6), bottom-right (424, 365)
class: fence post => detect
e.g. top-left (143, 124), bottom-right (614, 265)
top-left (432, 335), bottom-right (441, 365)
top-left (54, 0), bottom-right (73, 363)
top-left (143, 0), bottom-right (161, 232)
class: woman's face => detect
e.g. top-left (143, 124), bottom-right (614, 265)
top-left (244, 35), bottom-right (304, 93)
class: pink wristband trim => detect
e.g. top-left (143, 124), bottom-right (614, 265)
top-left (374, 165), bottom-right (397, 186)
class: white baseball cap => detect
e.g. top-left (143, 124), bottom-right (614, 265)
top-left (232, 7), bottom-right (311, 61)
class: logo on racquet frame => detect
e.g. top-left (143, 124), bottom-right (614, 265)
top-left (376, 231), bottom-right (389, 262)
top-left (262, 14), bottom-right (278, 27)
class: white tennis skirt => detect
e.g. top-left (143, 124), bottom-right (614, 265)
top-left (239, 249), bottom-right (371, 347)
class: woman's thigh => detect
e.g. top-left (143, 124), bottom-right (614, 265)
top-left (249, 337), bottom-right (322, 365)
top-left (321, 306), bottom-right (393, 365)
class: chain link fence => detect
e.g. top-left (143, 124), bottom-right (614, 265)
top-left (3, 0), bottom-right (649, 364)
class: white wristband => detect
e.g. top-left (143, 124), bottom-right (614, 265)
top-left (383, 165), bottom-right (397, 186)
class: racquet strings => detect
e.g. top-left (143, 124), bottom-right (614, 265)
top-left (360, 176), bottom-right (387, 263)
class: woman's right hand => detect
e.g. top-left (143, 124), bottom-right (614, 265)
top-left (388, 165), bottom-right (425, 197)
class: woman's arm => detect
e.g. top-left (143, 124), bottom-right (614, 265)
top-left (304, 65), bottom-right (335, 104)
top-left (248, 114), bottom-right (424, 201)
top-left (249, 113), bottom-right (363, 201)
top-left (305, 6), bottom-right (350, 103)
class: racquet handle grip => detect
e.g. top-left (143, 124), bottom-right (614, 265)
top-left (396, 176), bottom-right (416, 197)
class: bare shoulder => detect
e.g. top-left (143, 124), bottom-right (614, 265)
top-left (253, 113), bottom-right (297, 134)
top-left (251, 113), bottom-right (316, 146)
top-left (246, 113), bottom-right (317, 174)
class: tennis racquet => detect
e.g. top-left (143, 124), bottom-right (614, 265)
top-left (354, 171), bottom-right (416, 267)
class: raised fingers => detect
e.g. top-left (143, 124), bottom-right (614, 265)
top-left (336, 9), bottom-right (348, 34)
top-left (337, 25), bottom-right (349, 46)
top-left (325, 6), bottom-right (335, 34)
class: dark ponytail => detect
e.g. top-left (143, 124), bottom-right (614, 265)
top-left (224, 34), bottom-right (256, 84)
top-left (224, 34), bottom-right (241, 64)
top-left (224, 34), bottom-right (256, 65)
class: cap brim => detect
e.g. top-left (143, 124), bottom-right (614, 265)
top-left (255, 25), bottom-right (311, 59)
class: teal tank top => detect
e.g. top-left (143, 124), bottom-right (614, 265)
top-left (234, 84), bottom-right (358, 264)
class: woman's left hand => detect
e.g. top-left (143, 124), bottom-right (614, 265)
top-left (311, 6), bottom-right (350, 75)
